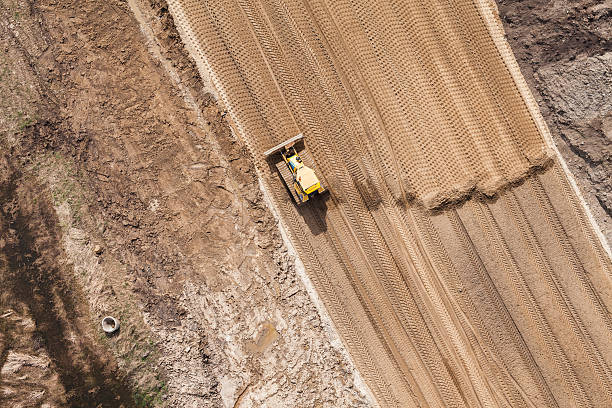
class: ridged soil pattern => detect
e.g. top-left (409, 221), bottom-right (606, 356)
top-left (166, 0), bottom-right (612, 407)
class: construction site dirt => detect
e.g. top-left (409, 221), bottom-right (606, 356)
top-left (1, 0), bottom-right (368, 406)
top-left (1, 1), bottom-right (611, 408)
top-left (497, 0), bottom-right (612, 243)
top-left (166, 0), bottom-right (612, 406)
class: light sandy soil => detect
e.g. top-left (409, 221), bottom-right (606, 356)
top-left (0, 0), bottom-right (369, 406)
top-left (167, 0), bottom-right (612, 406)
top-left (169, 0), bottom-right (551, 210)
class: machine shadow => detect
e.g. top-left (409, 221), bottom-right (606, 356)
top-left (298, 192), bottom-right (330, 236)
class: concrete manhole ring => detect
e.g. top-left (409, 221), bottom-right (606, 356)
top-left (101, 316), bottom-right (120, 334)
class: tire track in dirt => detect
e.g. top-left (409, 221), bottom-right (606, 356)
top-left (230, 2), bottom-right (482, 404)
top-left (550, 165), bottom-right (612, 277)
top-left (231, 9), bottom-right (471, 406)
top-left (408, 209), bottom-right (516, 407)
top-left (443, 209), bottom-right (558, 408)
top-left (166, 0), bottom-right (612, 406)
top-left (501, 190), bottom-right (612, 404)
top-left (256, 6), bottom-right (572, 402)
top-left (236, 7), bottom-right (558, 405)
top-left (465, 200), bottom-right (591, 407)
top-left (529, 178), bottom-right (612, 333)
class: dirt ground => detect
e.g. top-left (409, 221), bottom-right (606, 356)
top-left (1, 0), bottom-right (611, 407)
top-left (0, 0), bottom-right (369, 406)
top-left (496, 0), bottom-right (612, 242)
top-left (166, 0), bottom-right (612, 406)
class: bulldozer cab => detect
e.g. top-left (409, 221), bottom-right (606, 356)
top-left (284, 147), bottom-right (304, 173)
top-left (264, 133), bottom-right (326, 204)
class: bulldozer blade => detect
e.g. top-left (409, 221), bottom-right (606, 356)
top-left (263, 133), bottom-right (304, 158)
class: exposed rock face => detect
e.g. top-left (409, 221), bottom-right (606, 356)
top-left (497, 0), bottom-right (612, 242)
top-left (537, 53), bottom-right (611, 217)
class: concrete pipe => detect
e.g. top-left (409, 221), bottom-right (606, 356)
top-left (101, 316), bottom-right (120, 334)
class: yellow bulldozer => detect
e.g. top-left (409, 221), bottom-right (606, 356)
top-left (264, 133), bottom-right (326, 204)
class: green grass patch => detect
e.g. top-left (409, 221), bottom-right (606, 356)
top-left (133, 381), bottom-right (167, 407)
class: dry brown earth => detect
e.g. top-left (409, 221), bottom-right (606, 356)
top-left (167, 0), bottom-right (612, 406)
top-left (170, 0), bottom-right (552, 210)
top-left (0, 0), bottom-right (369, 406)
top-left (2, 0), bottom-right (611, 407)
top-left (496, 0), bottom-right (612, 242)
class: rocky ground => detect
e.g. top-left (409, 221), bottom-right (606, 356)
top-left (496, 0), bottom-right (612, 242)
top-left (0, 0), bottom-right (369, 406)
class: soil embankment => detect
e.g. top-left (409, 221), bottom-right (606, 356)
top-left (496, 0), bottom-right (612, 241)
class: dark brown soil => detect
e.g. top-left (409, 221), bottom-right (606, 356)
top-left (496, 0), bottom-right (612, 241)
top-left (0, 0), bottom-right (217, 405)
top-left (0, 156), bottom-right (137, 407)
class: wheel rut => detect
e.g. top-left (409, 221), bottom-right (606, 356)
top-left (166, 0), bottom-right (612, 406)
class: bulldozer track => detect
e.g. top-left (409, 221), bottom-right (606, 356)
top-left (404, 209), bottom-right (497, 407)
top-left (470, 201), bottom-right (592, 407)
top-left (414, 209), bottom-right (526, 407)
top-left (528, 178), bottom-right (612, 334)
top-left (166, 0), bottom-right (612, 406)
top-left (548, 165), bottom-right (612, 292)
top-left (368, 201), bottom-right (490, 406)
top-left (502, 191), bottom-right (612, 404)
top-left (362, 214), bottom-right (468, 407)
top-left (276, 197), bottom-right (404, 407)
top-left (446, 209), bottom-right (559, 408)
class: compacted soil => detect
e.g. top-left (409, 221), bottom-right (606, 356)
top-left (0, 0), bottom-right (368, 407)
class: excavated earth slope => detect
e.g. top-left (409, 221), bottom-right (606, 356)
top-left (496, 0), bottom-right (612, 242)
top-left (167, 0), bottom-right (612, 407)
